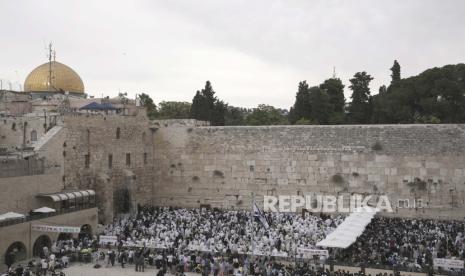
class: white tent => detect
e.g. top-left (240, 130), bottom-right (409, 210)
top-left (33, 207), bottom-right (56, 213)
top-left (316, 206), bottom-right (379, 248)
top-left (0, 212), bottom-right (25, 221)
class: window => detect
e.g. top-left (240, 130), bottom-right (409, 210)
top-left (116, 127), bottom-right (121, 139)
top-left (31, 130), bottom-right (37, 142)
top-left (249, 165), bottom-right (254, 172)
top-left (398, 199), bottom-right (409, 208)
top-left (84, 154), bottom-right (90, 168)
top-left (416, 199), bottom-right (424, 208)
top-left (126, 153), bottom-right (131, 166)
top-left (108, 154), bottom-right (113, 169)
top-left (143, 152), bottom-right (148, 165)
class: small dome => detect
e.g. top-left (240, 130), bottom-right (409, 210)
top-left (24, 61), bottom-right (84, 94)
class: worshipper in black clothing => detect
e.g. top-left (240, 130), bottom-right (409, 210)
top-left (4, 251), bottom-right (15, 271)
top-left (119, 250), bottom-right (127, 268)
top-left (109, 250), bottom-right (116, 266)
top-left (14, 264), bottom-right (23, 276)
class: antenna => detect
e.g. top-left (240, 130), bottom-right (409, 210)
top-left (47, 42), bottom-right (57, 91)
top-left (332, 66), bottom-right (337, 78)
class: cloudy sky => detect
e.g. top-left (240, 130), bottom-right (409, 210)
top-left (1, 0), bottom-right (464, 109)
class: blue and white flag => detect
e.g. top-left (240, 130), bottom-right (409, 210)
top-left (253, 202), bottom-right (270, 229)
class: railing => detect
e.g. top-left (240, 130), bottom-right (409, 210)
top-left (0, 204), bottom-right (96, 228)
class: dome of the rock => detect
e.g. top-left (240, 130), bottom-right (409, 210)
top-left (24, 61), bottom-right (84, 94)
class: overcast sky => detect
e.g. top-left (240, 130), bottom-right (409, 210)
top-left (1, 0), bottom-right (464, 109)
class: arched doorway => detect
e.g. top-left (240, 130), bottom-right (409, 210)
top-left (5, 242), bottom-right (27, 267)
top-left (57, 232), bottom-right (73, 241)
top-left (114, 188), bottom-right (130, 214)
top-left (79, 224), bottom-right (92, 239)
top-left (33, 235), bottom-right (51, 258)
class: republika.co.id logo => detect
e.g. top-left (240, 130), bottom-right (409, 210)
top-left (263, 194), bottom-right (394, 213)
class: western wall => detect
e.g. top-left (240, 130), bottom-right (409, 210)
top-left (150, 120), bottom-right (465, 219)
top-left (50, 113), bottom-right (465, 221)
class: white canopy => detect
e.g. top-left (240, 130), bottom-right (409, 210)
top-left (0, 212), bottom-right (25, 221)
top-left (33, 207), bottom-right (56, 213)
top-left (316, 206), bottom-right (379, 249)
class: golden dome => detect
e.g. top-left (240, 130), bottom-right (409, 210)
top-left (24, 61), bottom-right (84, 94)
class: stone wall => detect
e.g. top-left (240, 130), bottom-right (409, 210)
top-left (151, 122), bottom-right (465, 219)
top-left (0, 169), bottom-right (62, 214)
top-left (62, 112), bottom-right (155, 223)
top-left (0, 207), bottom-right (98, 271)
top-left (0, 157), bottom-right (45, 178)
top-left (0, 117), bottom-right (47, 151)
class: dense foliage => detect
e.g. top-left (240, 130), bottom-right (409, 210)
top-left (139, 63), bottom-right (465, 125)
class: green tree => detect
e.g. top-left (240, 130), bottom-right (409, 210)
top-left (138, 93), bottom-right (157, 119)
top-left (295, 118), bottom-right (314, 125)
top-left (372, 64), bottom-right (465, 124)
top-left (156, 101), bottom-right (191, 119)
top-left (245, 104), bottom-right (288, 125)
top-left (289, 81), bottom-right (311, 124)
top-left (211, 100), bottom-right (227, 126)
top-left (390, 60), bottom-right (401, 84)
top-left (308, 86), bottom-right (332, 124)
top-left (190, 91), bottom-right (207, 120)
top-left (189, 81), bottom-right (228, 125)
top-left (348, 72), bottom-right (373, 124)
top-left (225, 106), bottom-right (248, 125)
top-left (319, 78), bottom-right (345, 124)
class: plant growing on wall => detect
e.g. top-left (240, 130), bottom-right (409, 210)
top-left (213, 170), bottom-right (224, 178)
top-left (192, 176), bottom-right (200, 182)
top-left (371, 142), bottom-right (383, 151)
top-left (331, 174), bottom-right (344, 184)
top-left (407, 177), bottom-right (427, 191)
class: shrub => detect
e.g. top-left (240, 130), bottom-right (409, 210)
top-left (192, 176), bottom-right (200, 182)
top-left (213, 170), bottom-right (224, 178)
top-left (407, 177), bottom-right (427, 191)
top-left (331, 174), bottom-right (344, 184)
top-left (371, 142), bottom-right (383, 151)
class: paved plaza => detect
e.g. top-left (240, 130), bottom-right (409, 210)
top-left (61, 263), bottom-right (430, 276)
top-left (62, 263), bottom-right (187, 276)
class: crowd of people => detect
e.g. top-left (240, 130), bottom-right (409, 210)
top-left (337, 217), bottom-right (465, 272)
top-left (103, 206), bottom-right (343, 258)
top-left (4, 235), bottom-right (97, 276)
top-left (4, 206), bottom-right (465, 275)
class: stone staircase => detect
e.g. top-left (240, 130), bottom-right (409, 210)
top-left (33, 125), bottom-right (63, 151)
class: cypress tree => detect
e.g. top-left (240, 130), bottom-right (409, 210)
top-left (390, 60), bottom-right (401, 84)
top-left (348, 72), bottom-right (373, 124)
